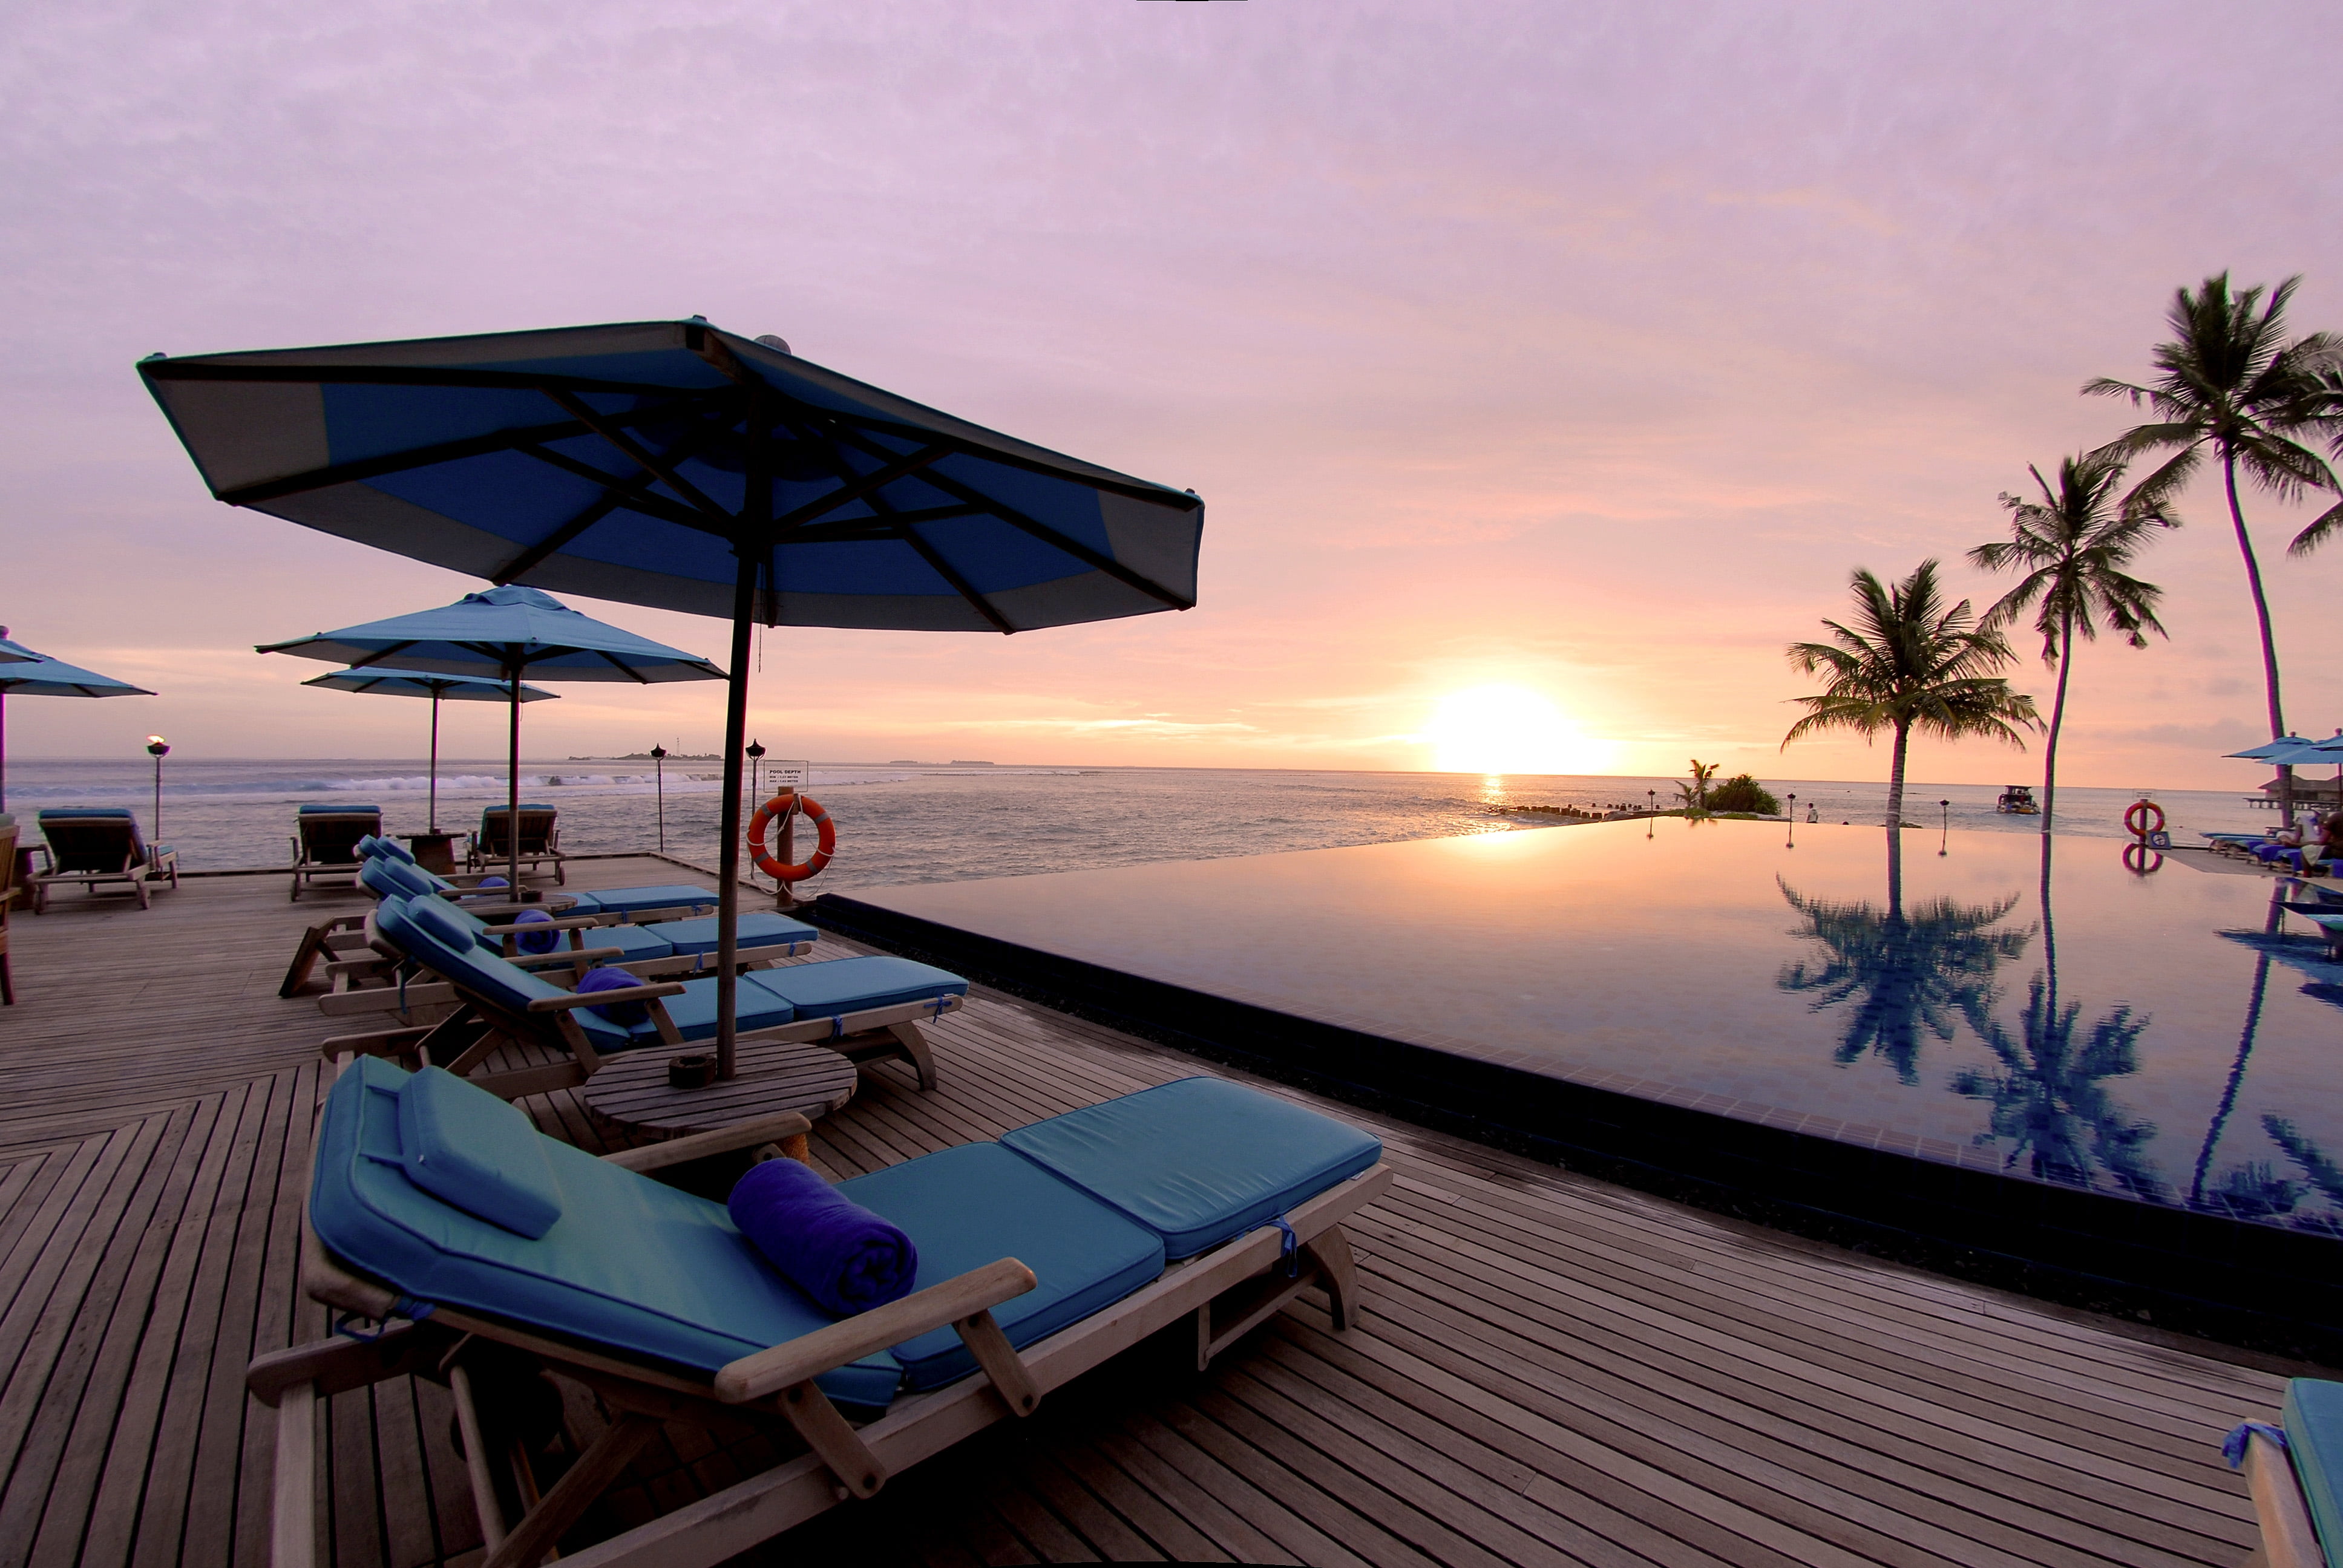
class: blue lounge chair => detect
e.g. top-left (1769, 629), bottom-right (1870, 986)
top-left (288, 803), bottom-right (382, 902)
top-left (281, 838), bottom-right (738, 995)
top-left (332, 892), bottom-right (954, 1097)
top-left (247, 1062), bottom-right (1392, 1565)
top-left (28, 807), bottom-right (177, 912)
top-left (2225, 1378), bottom-right (2341, 1568)
top-left (312, 858), bottom-right (821, 1015)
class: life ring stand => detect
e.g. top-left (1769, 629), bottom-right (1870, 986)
top-left (748, 792), bottom-right (836, 883)
top-left (2124, 799), bottom-right (2165, 838)
top-left (2122, 842), bottom-right (2164, 877)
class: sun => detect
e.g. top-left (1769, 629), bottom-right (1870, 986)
top-left (1424, 685), bottom-right (1614, 775)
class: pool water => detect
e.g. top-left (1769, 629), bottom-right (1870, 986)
top-left (847, 817), bottom-right (2343, 1238)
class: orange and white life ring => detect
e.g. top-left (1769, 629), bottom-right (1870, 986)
top-left (748, 792), bottom-right (835, 883)
top-left (2124, 799), bottom-right (2165, 838)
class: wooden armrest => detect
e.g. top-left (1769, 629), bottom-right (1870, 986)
top-left (525, 981), bottom-right (685, 1011)
top-left (480, 914), bottom-right (603, 935)
top-left (601, 1113), bottom-right (813, 1172)
top-left (508, 946), bottom-right (624, 969)
top-left (714, 1258), bottom-right (1037, 1403)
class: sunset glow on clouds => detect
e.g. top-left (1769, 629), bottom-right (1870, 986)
top-left (4, 2), bottom-right (2340, 789)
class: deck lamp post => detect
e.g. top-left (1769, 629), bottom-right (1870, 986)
top-left (744, 740), bottom-right (765, 887)
top-left (145, 736), bottom-right (169, 845)
top-left (650, 745), bottom-right (667, 852)
top-left (1786, 794), bottom-right (1797, 849)
top-left (1939, 799), bottom-right (1951, 856)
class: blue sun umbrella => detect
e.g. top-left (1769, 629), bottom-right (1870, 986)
top-left (300, 667), bottom-right (557, 833)
top-left (140, 318), bottom-right (1204, 1076)
top-left (261, 586), bottom-right (723, 885)
top-left (0, 632), bottom-right (157, 813)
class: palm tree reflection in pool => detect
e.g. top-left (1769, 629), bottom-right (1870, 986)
top-left (1952, 977), bottom-right (2165, 1199)
top-left (1775, 874), bottom-right (2027, 1086)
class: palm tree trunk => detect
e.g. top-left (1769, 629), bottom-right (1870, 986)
top-left (2224, 448), bottom-right (2293, 820)
top-left (2040, 604), bottom-right (2074, 837)
top-left (1885, 719), bottom-right (1910, 829)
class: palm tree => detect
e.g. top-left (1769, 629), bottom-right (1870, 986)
top-left (1676, 758), bottom-right (1719, 812)
top-left (1968, 450), bottom-right (2168, 834)
top-left (1783, 561), bottom-right (2040, 829)
top-left (2084, 273), bottom-right (2342, 818)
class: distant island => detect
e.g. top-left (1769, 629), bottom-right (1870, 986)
top-left (951, 759), bottom-right (996, 766)
top-left (597, 752), bottom-right (723, 761)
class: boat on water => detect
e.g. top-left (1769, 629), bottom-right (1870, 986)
top-left (1996, 783), bottom-right (2040, 814)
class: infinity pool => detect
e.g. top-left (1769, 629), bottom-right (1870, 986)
top-left (845, 817), bottom-right (2343, 1238)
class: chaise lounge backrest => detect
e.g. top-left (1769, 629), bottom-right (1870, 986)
top-left (297, 805), bottom-right (383, 865)
top-left (37, 808), bottom-right (152, 872)
top-left (477, 805), bottom-right (557, 855)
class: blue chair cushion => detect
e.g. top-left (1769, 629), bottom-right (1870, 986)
top-left (397, 1067), bottom-right (565, 1238)
top-left (641, 911), bottom-right (818, 959)
top-left (578, 923), bottom-right (671, 961)
top-left (559, 884), bottom-right (719, 919)
top-left (38, 808), bottom-right (133, 820)
top-left (1000, 1077), bottom-right (1383, 1259)
top-left (311, 1057), bottom-right (901, 1405)
top-left (374, 837), bottom-right (416, 863)
top-left (620, 974), bottom-right (799, 1043)
top-left (2286, 1378), bottom-right (2343, 1561)
top-left (837, 1143), bottom-right (1163, 1392)
top-left (302, 803), bottom-right (381, 814)
top-left (749, 956), bottom-right (967, 1019)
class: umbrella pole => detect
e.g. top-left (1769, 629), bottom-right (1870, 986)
top-left (507, 667), bottom-right (522, 893)
top-left (428, 691), bottom-right (441, 834)
top-left (714, 560), bottom-right (758, 1081)
top-left (1, 688), bottom-right (7, 814)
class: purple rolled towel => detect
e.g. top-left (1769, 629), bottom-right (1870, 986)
top-left (574, 965), bottom-right (649, 1025)
top-left (510, 907), bottom-right (559, 955)
top-left (728, 1157), bottom-right (919, 1316)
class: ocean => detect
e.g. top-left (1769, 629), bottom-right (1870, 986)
top-left (0, 757), bottom-right (2276, 895)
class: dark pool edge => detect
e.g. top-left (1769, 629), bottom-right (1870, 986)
top-left (813, 891), bottom-right (2343, 1371)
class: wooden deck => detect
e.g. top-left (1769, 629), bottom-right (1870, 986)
top-left (0, 856), bottom-right (2312, 1567)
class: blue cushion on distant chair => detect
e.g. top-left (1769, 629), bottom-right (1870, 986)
top-left (837, 1142), bottom-right (1162, 1392)
top-left (375, 837), bottom-right (416, 863)
top-left (558, 884), bottom-right (716, 919)
top-left (747, 956), bottom-right (967, 1020)
top-left (1001, 1077), bottom-right (1383, 1259)
top-left (576, 965), bottom-right (652, 1027)
top-left (396, 1067), bottom-right (565, 1238)
top-left (302, 803), bottom-right (381, 814)
top-left (309, 1056), bottom-right (903, 1405)
top-left (510, 907), bottom-right (560, 955)
top-left (640, 910), bottom-right (819, 958)
top-left (2286, 1379), bottom-right (2343, 1563)
top-left (38, 808), bottom-right (134, 820)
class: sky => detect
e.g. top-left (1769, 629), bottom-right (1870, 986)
top-left (5, 1), bottom-right (2342, 790)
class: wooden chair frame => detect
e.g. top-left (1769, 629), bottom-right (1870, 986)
top-left (287, 811), bottom-right (385, 903)
top-left (0, 823), bottom-right (18, 1005)
top-left (28, 817), bottom-right (177, 913)
top-left (2235, 1426), bottom-right (2324, 1568)
top-left (470, 808), bottom-right (566, 884)
top-left (322, 911), bottom-right (945, 1097)
top-left (246, 1101), bottom-right (1392, 1568)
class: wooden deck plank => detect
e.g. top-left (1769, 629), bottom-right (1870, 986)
top-left (0, 860), bottom-right (2307, 1567)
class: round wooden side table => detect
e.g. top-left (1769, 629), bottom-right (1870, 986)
top-left (583, 1040), bottom-right (858, 1160)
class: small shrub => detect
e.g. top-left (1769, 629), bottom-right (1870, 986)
top-left (1706, 774), bottom-right (1781, 815)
